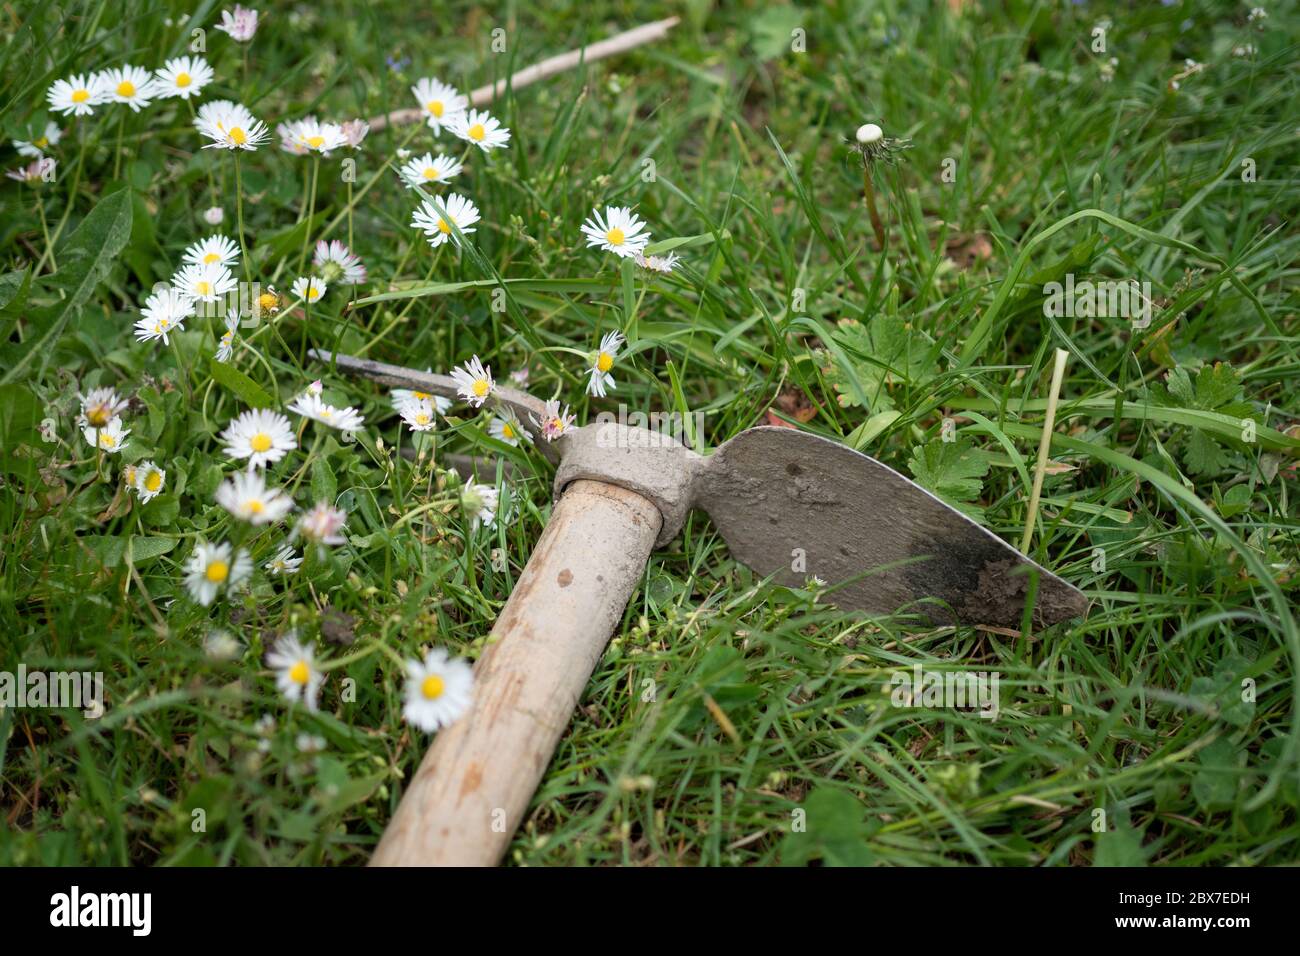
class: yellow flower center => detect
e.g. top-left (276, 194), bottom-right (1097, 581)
top-left (229, 126), bottom-right (247, 145)
top-left (158, 319), bottom-right (170, 330)
top-left (421, 674), bottom-right (445, 700)
top-left (72, 89), bottom-right (90, 103)
top-left (35, 137), bottom-right (48, 148)
top-left (502, 423), bottom-right (516, 439)
top-left (246, 498), bottom-right (264, 514)
top-left (176, 73), bottom-right (192, 88)
top-left (549, 418), bottom-right (564, 432)
top-left (204, 252), bottom-right (220, 264)
top-left (196, 280), bottom-right (212, 296)
top-left (116, 80), bottom-right (136, 97)
top-left (100, 433), bottom-right (117, 448)
top-left (415, 413), bottom-right (430, 425)
top-left (467, 123), bottom-right (486, 141)
top-left (250, 432), bottom-right (273, 453)
top-left (289, 660), bottom-right (310, 685)
top-left (427, 100), bottom-right (444, 117)
top-left (307, 135), bottom-right (325, 149)
top-left (308, 286), bottom-right (321, 301)
top-left (597, 351), bottom-right (614, 373)
top-left (422, 166), bottom-right (439, 180)
top-left (413, 390), bottom-right (430, 400)
top-left (86, 407), bottom-right (111, 427)
top-left (258, 292), bottom-right (278, 311)
top-left (144, 471), bottom-right (163, 492)
top-left (472, 378), bottom-right (489, 397)
top-left (437, 218), bottom-right (451, 235)
top-left (205, 560), bottom-right (229, 583)
top-left (606, 227), bottom-right (625, 246)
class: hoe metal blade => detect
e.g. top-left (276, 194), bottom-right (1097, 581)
top-left (694, 427), bottom-right (1088, 628)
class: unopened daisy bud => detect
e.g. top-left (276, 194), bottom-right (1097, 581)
top-left (203, 629), bottom-right (243, 661)
top-left (340, 118), bottom-right (369, 149)
top-left (402, 648), bottom-right (474, 732)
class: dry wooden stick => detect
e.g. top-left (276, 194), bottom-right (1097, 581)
top-left (368, 17), bottom-right (681, 132)
top-left (1020, 348), bottom-right (1070, 553)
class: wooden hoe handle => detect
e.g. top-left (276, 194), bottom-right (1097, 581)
top-left (371, 479), bottom-right (662, 866)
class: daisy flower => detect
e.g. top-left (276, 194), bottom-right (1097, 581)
top-left (398, 396), bottom-right (438, 432)
top-left (635, 251), bottom-right (681, 274)
top-left (586, 330), bottom-right (625, 398)
top-left (133, 460), bottom-right (166, 502)
top-left (183, 234), bottom-right (240, 269)
top-left (461, 482), bottom-right (500, 530)
top-left (447, 108), bottom-right (510, 151)
top-left (410, 193), bottom-right (480, 248)
top-left (254, 285), bottom-right (282, 317)
top-left (449, 355), bottom-right (495, 407)
top-left (196, 100), bottom-right (268, 150)
top-left (398, 152), bottom-right (462, 188)
top-left (173, 261), bottom-right (237, 304)
top-left (532, 399), bottom-right (575, 442)
top-left (184, 540), bottom-right (251, 606)
top-left (82, 416), bottom-right (129, 453)
top-left (340, 118), bottom-right (369, 149)
top-left (489, 413), bottom-right (530, 447)
top-left (266, 633), bottom-right (324, 711)
top-left (203, 207), bottom-right (225, 225)
top-left (215, 469), bottom-right (294, 525)
top-left (215, 4), bottom-right (259, 41)
top-left (296, 501), bottom-right (347, 546)
top-left (276, 120), bottom-right (310, 155)
top-left (402, 648), bottom-right (474, 732)
top-left (409, 77), bottom-right (467, 135)
top-left (581, 205), bottom-right (651, 258)
top-left (6, 159), bottom-right (55, 184)
top-left (291, 275), bottom-right (327, 304)
top-left (99, 65), bottom-right (156, 112)
top-left (77, 387), bottom-right (128, 428)
top-left (135, 288), bottom-right (195, 345)
top-left (47, 73), bottom-right (108, 117)
top-left (312, 240), bottom-right (366, 285)
top-left (222, 408), bottom-right (297, 468)
top-left (14, 121), bottom-right (62, 158)
top-left (285, 117), bottom-right (347, 155)
top-left (390, 377), bottom-right (452, 416)
top-left (287, 391), bottom-right (365, 432)
top-left (154, 55), bottom-right (214, 101)
top-left (216, 309), bottom-right (240, 362)
top-left (265, 545), bottom-right (303, 576)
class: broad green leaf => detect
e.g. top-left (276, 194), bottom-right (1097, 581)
top-left (908, 437), bottom-right (992, 521)
top-left (209, 356), bottom-right (274, 408)
top-left (0, 189), bottom-right (133, 385)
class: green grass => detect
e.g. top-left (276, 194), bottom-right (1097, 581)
top-left (1, 0), bottom-right (1297, 866)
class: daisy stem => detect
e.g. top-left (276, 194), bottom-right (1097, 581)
top-left (346, 177), bottom-right (354, 251)
top-left (862, 164), bottom-right (887, 249)
top-left (169, 336), bottom-right (193, 402)
top-left (288, 430), bottom-right (325, 498)
top-left (317, 124), bottom-right (421, 242)
top-left (36, 192), bottom-right (55, 271)
top-left (234, 153), bottom-right (253, 286)
top-left (37, 131), bottom-right (87, 274)
top-left (298, 156), bottom-right (320, 274)
top-left (358, 250), bottom-right (439, 357)
top-left (112, 109), bottom-right (125, 181)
